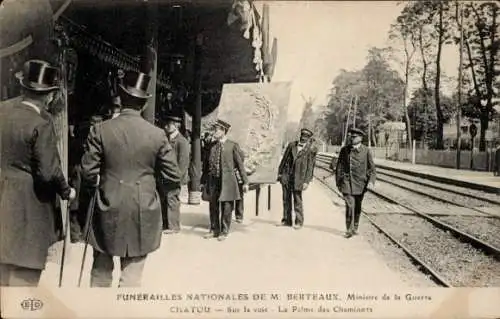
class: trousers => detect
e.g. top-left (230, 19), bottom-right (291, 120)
top-left (0, 263), bottom-right (42, 287)
top-left (343, 193), bottom-right (364, 233)
top-left (234, 184), bottom-right (244, 220)
top-left (209, 200), bottom-right (234, 235)
top-left (165, 187), bottom-right (181, 231)
top-left (90, 250), bottom-right (147, 287)
top-left (281, 183), bottom-right (303, 225)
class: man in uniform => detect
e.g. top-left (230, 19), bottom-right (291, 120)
top-left (162, 115), bottom-right (190, 234)
top-left (81, 71), bottom-right (180, 287)
top-left (202, 119), bottom-right (249, 241)
top-left (334, 128), bottom-right (376, 238)
top-left (277, 128), bottom-right (317, 229)
top-left (0, 60), bottom-right (76, 286)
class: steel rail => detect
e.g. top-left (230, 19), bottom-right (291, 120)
top-left (375, 175), bottom-right (500, 219)
top-left (315, 154), bottom-right (500, 217)
top-left (314, 161), bottom-right (500, 261)
top-left (313, 168), bottom-right (451, 287)
top-left (376, 168), bottom-right (500, 206)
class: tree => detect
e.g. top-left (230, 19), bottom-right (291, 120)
top-left (322, 49), bottom-right (405, 146)
top-left (407, 87), bottom-right (455, 147)
top-left (456, 1), bottom-right (499, 151)
top-left (390, 4), bottom-right (420, 147)
top-left (298, 95), bottom-right (317, 131)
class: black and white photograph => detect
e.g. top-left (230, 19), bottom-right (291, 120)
top-left (0, 0), bottom-right (499, 318)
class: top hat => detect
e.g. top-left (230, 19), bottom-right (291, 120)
top-left (214, 119), bottom-right (231, 132)
top-left (348, 127), bottom-right (365, 136)
top-left (118, 71), bottom-right (152, 99)
top-left (165, 115), bottom-right (182, 123)
top-left (300, 128), bottom-right (313, 137)
top-left (16, 60), bottom-right (60, 92)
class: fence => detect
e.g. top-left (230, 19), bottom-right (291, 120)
top-left (325, 145), bottom-right (498, 172)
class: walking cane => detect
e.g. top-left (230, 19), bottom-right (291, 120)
top-left (78, 187), bottom-right (98, 287)
top-left (58, 200), bottom-right (72, 287)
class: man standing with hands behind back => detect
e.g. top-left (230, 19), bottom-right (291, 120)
top-left (277, 128), bottom-right (317, 229)
top-left (81, 70), bottom-right (180, 287)
top-left (334, 128), bottom-right (376, 238)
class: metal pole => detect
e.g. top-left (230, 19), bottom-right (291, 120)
top-left (352, 95), bottom-right (358, 128)
top-left (342, 95), bottom-right (353, 146)
top-left (456, 1), bottom-right (464, 169)
top-left (188, 34), bottom-right (203, 204)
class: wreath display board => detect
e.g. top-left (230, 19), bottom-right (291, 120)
top-left (216, 82), bottom-right (292, 184)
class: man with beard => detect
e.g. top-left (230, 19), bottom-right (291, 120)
top-left (161, 115), bottom-right (190, 234)
top-left (277, 128), bottom-right (317, 229)
top-left (334, 128), bottom-right (376, 238)
top-left (81, 71), bottom-right (180, 287)
top-left (0, 60), bottom-right (76, 286)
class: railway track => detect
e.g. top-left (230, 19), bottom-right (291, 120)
top-left (316, 153), bottom-right (500, 217)
top-left (315, 154), bottom-right (500, 250)
top-left (314, 155), bottom-right (500, 287)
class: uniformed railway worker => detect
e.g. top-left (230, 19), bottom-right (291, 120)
top-left (0, 60), bottom-right (76, 286)
top-left (161, 115), bottom-right (190, 234)
top-left (81, 70), bottom-right (180, 287)
top-left (277, 128), bottom-right (318, 229)
top-left (202, 119), bottom-right (249, 241)
top-left (334, 128), bottom-right (376, 238)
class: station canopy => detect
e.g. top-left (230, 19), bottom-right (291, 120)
top-left (49, 0), bottom-right (274, 117)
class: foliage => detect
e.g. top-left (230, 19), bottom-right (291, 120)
top-left (407, 87), bottom-right (455, 147)
top-left (321, 48), bottom-right (405, 146)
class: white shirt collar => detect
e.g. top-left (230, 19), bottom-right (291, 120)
top-left (169, 129), bottom-right (179, 140)
top-left (21, 101), bottom-right (41, 114)
top-left (220, 136), bottom-right (227, 144)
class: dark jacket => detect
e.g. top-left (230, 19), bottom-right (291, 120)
top-left (278, 141), bottom-right (317, 190)
top-left (494, 146), bottom-right (500, 176)
top-left (205, 139), bottom-right (248, 202)
top-left (81, 109), bottom-right (180, 257)
top-left (334, 144), bottom-right (376, 195)
top-left (0, 102), bottom-right (71, 269)
top-left (169, 131), bottom-right (190, 185)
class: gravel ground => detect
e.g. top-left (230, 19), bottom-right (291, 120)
top-left (314, 166), bottom-right (437, 287)
top-left (377, 168), bottom-right (500, 204)
top-left (374, 180), bottom-right (500, 249)
top-left (434, 215), bottom-right (500, 250)
top-left (370, 213), bottom-right (500, 287)
top-left (315, 162), bottom-right (500, 287)
top-left (377, 171), bottom-right (500, 210)
top-left (357, 218), bottom-right (437, 287)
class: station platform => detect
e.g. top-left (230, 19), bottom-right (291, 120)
top-left (41, 182), bottom-right (406, 289)
top-left (323, 152), bottom-right (500, 194)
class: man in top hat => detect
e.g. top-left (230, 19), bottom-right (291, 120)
top-left (161, 115), bottom-right (190, 234)
top-left (334, 127), bottom-right (376, 238)
top-left (202, 119), bottom-right (249, 241)
top-left (277, 128), bottom-right (318, 229)
top-left (0, 60), bottom-right (76, 286)
top-left (81, 70), bottom-right (181, 287)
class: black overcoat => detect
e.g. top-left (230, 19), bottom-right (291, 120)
top-left (277, 141), bottom-right (317, 190)
top-left (0, 102), bottom-right (70, 269)
top-left (81, 109), bottom-right (180, 257)
top-left (334, 144), bottom-right (376, 195)
top-left (204, 139), bottom-right (248, 202)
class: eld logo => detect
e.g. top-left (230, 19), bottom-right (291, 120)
top-left (20, 298), bottom-right (43, 311)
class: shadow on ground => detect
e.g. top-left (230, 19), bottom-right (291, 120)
top-left (250, 218), bottom-right (345, 237)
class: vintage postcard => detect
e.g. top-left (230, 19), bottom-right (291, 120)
top-left (1, 0), bottom-right (500, 318)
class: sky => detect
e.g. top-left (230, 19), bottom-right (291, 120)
top-left (255, 1), bottom-right (461, 123)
